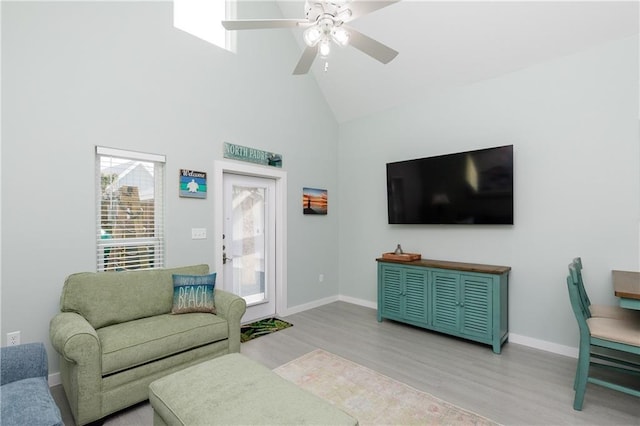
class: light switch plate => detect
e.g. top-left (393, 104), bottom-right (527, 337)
top-left (191, 228), bottom-right (207, 239)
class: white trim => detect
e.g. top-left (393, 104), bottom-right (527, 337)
top-left (96, 146), bottom-right (166, 163)
top-left (48, 372), bottom-right (61, 387)
top-left (508, 333), bottom-right (578, 358)
top-left (281, 295), bottom-right (340, 317)
top-left (213, 160), bottom-right (287, 320)
top-left (338, 294), bottom-right (377, 310)
top-left (280, 296), bottom-right (374, 317)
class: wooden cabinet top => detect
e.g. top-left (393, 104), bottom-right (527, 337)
top-left (376, 257), bottom-right (511, 275)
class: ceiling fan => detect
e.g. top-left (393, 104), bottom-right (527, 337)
top-left (221, 0), bottom-right (400, 75)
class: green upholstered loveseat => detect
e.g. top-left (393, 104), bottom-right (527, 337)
top-left (49, 264), bottom-right (246, 426)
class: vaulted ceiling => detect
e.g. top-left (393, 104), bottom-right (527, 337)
top-left (259, 1), bottom-right (639, 123)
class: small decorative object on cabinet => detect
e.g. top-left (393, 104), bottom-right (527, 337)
top-left (377, 257), bottom-right (510, 353)
top-left (381, 246), bottom-right (421, 262)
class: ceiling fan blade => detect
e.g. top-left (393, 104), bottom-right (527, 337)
top-left (221, 19), bottom-right (306, 31)
top-left (293, 46), bottom-right (318, 75)
top-left (346, 26), bottom-right (398, 64)
top-left (345, 0), bottom-right (401, 22)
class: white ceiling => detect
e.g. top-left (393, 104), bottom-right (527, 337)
top-left (268, 1), bottom-right (639, 123)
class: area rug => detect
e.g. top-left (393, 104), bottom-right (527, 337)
top-left (274, 349), bottom-right (500, 426)
top-left (240, 317), bottom-right (293, 342)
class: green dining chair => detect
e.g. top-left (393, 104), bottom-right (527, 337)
top-left (567, 260), bottom-right (640, 410)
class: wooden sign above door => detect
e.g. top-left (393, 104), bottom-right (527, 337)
top-left (223, 142), bottom-right (283, 168)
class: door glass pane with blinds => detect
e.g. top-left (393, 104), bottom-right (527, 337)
top-left (96, 147), bottom-right (165, 272)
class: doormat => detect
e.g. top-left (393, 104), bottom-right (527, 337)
top-left (241, 317), bottom-right (293, 343)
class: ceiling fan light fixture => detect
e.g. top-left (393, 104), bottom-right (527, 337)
top-left (303, 25), bottom-right (322, 47)
top-left (335, 8), bottom-right (352, 22)
top-left (331, 26), bottom-right (350, 46)
top-left (221, 0), bottom-right (400, 75)
top-left (319, 39), bottom-right (331, 57)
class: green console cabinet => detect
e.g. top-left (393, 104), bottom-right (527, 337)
top-left (377, 258), bottom-right (510, 353)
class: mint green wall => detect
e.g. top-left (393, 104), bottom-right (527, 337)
top-left (337, 35), bottom-right (639, 349)
top-left (1, 1), bottom-right (339, 372)
top-left (2, 1), bottom-right (638, 376)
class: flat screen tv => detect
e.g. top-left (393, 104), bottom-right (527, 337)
top-left (386, 145), bottom-right (514, 225)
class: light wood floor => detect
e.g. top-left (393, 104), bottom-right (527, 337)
top-left (52, 301), bottom-right (640, 425)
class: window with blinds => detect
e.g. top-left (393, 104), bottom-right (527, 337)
top-left (96, 146), bottom-right (165, 272)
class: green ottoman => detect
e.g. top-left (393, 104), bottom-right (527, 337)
top-left (149, 353), bottom-right (358, 426)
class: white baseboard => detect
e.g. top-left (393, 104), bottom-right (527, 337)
top-left (279, 295), bottom-right (340, 317)
top-left (337, 295), bottom-right (377, 309)
top-left (281, 294), bottom-right (376, 317)
top-left (49, 372), bottom-right (61, 387)
top-left (508, 333), bottom-right (578, 358)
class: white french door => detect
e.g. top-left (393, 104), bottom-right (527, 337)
top-left (214, 161), bottom-right (287, 325)
top-left (222, 173), bottom-right (276, 322)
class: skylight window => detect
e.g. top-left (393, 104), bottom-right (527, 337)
top-left (173, 0), bottom-right (235, 51)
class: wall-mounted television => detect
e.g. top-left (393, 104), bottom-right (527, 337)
top-left (386, 145), bottom-right (514, 225)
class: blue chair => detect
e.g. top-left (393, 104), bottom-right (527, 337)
top-left (567, 260), bottom-right (640, 410)
top-left (0, 342), bottom-right (63, 426)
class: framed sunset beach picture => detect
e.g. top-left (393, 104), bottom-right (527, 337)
top-left (303, 187), bottom-right (327, 215)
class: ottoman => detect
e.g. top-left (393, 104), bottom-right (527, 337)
top-left (149, 353), bottom-right (358, 426)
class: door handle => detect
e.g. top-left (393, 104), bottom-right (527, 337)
top-left (222, 234), bottom-right (233, 264)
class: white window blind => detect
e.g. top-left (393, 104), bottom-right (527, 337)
top-left (96, 146), bottom-right (166, 272)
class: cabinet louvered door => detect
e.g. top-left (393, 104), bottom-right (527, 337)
top-left (432, 271), bottom-right (461, 332)
top-left (460, 275), bottom-right (493, 339)
top-left (404, 270), bottom-right (428, 322)
top-left (380, 265), bottom-right (403, 318)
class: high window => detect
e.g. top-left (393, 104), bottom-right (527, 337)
top-left (96, 147), bottom-right (166, 272)
top-left (173, 0), bottom-right (235, 51)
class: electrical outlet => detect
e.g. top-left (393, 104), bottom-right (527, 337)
top-left (318, 274), bottom-right (324, 283)
top-left (7, 331), bottom-right (20, 346)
